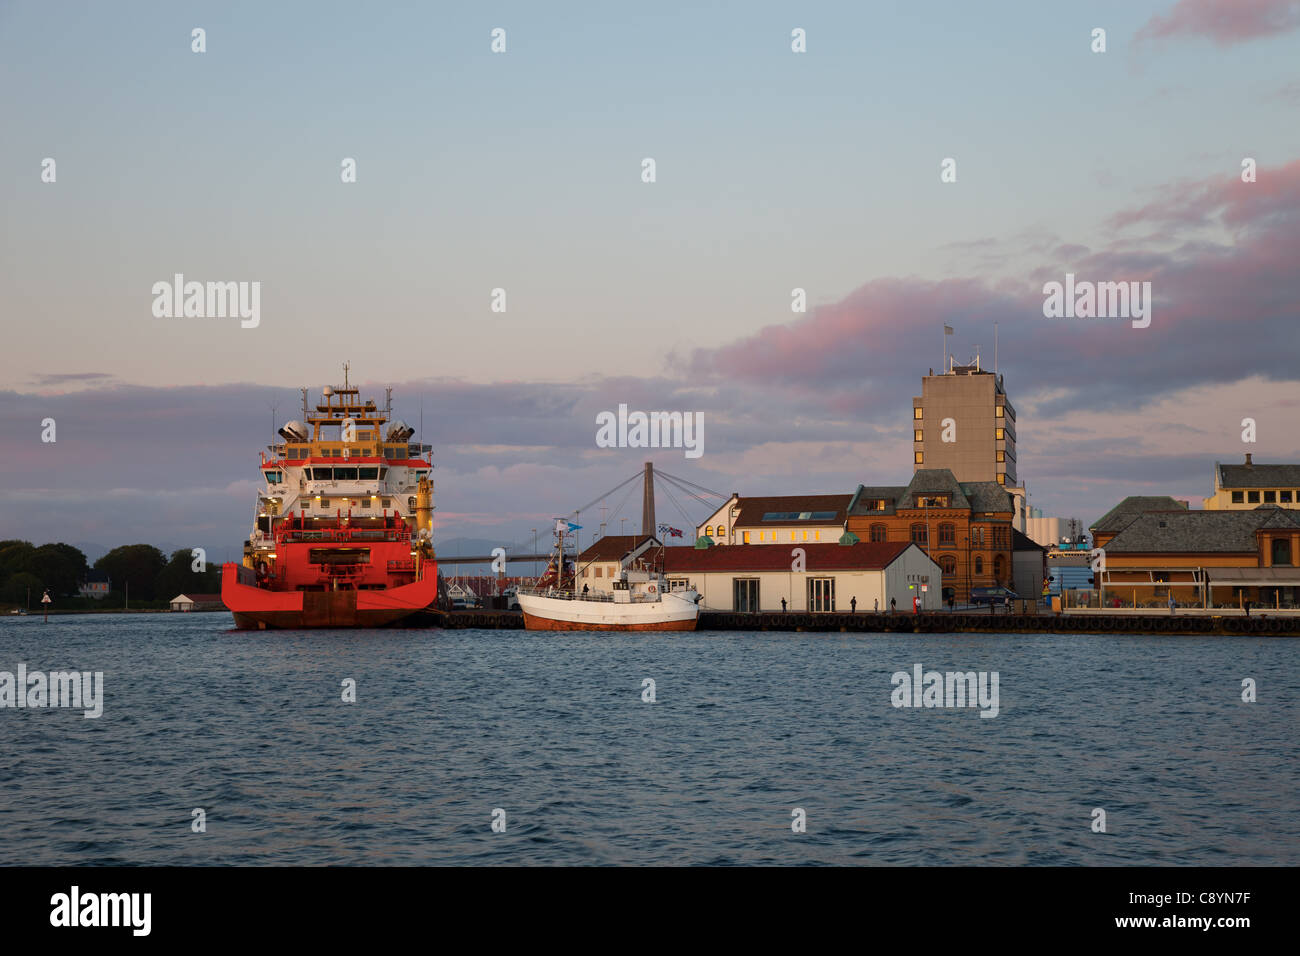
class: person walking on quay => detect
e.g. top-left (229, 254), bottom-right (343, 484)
top-left (1168, 592), bottom-right (1176, 615)
top-left (874, 598), bottom-right (879, 613)
top-left (781, 597), bottom-right (787, 612)
top-left (890, 597), bottom-right (896, 615)
top-left (851, 596), bottom-right (857, 613)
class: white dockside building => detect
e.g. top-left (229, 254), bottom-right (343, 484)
top-left (578, 536), bottom-right (942, 613)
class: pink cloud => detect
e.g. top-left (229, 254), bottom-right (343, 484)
top-left (686, 160), bottom-right (1300, 417)
top-left (1137, 0), bottom-right (1300, 46)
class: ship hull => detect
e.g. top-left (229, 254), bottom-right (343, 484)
top-left (222, 562), bottom-right (438, 630)
top-left (516, 591), bottom-right (699, 631)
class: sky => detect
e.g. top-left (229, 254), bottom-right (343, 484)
top-left (2, 0), bottom-right (1299, 561)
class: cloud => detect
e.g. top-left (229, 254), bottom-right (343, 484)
top-left (28, 372), bottom-right (115, 388)
top-left (3, 162), bottom-right (1299, 548)
top-left (1136, 0), bottom-right (1300, 47)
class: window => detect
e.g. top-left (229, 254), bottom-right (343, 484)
top-left (914, 407), bottom-right (923, 419)
top-left (993, 526), bottom-right (1009, 550)
top-left (1232, 491), bottom-right (1244, 503)
top-left (997, 474), bottom-right (1006, 485)
top-left (705, 525), bottom-right (713, 537)
top-left (869, 524), bottom-right (887, 543)
top-left (1248, 491), bottom-right (1260, 503)
top-left (733, 578), bottom-right (760, 612)
top-left (917, 495), bottom-right (949, 508)
top-left (974, 556), bottom-right (983, 575)
top-left (911, 524), bottom-right (928, 547)
top-left (319, 498), bottom-right (330, 509)
top-left (802, 530), bottom-right (808, 541)
top-left (382, 498), bottom-right (391, 509)
top-left (808, 578), bottom-right (835, 612)
top-left (914, 430), bottom-right (923, 442)
top-left (1272, 539), bottom-right (1292, 566)
top-left (914, 451), bottom-right (924, 464)
top-left (743, 531), bottom-right (751, 544)
top-left (995, 428), bottom-right (1005, 440)
top-left (996, 450), bottom-right (1005, 462)
top-left (265, 471), bottom-right (281, 484)
top-left (359, 467), bottom-right (379, 480)
top-left (760, 511), bottom-right (837, 521)
top-left (1264, 491), bottom-right (1277, 503)
top-left (815, 531), bottom-right (821, 541)
top-left (993, 554), bottom-right (1006, 583)
top-left (334, 467), bottom-right (359, 481)
top-left (716, 526), bottom-right (725, 538)
top-left (1282, 491), bottom-right (1293, 503)
top-left (939, 555), bottom-right (957, 574)
top-left (972, 526), bottom-right (984, 547)
top-left (595, 567), bottom-right (603, 578)
top-left (995, 405), bottom-right (1005, 418)
top-left (938, 523), bottom-right (955, 546)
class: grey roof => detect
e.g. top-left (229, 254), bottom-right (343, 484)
top-left (1218, 462), bottom-right (1300, 489)
top-left (1012, 528), bottom-right (1044, 553)
top-left (847, 470), bottom-right (1013, 516)
top-left (846, 485), bottom-right (908, 516)
top-left (906, 470), bottom-right (971, 509)
top-left (1104, 509), bottom-right (1300, 553)
top-left (959, 481), bottom-right (1015, 514)
top-left (1091, 496), bottom-right (1188, 534)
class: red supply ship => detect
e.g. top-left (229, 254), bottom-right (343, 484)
top-left (222, 367), bottom-right (438, 628)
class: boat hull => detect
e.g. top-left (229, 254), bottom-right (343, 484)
top-left (516, 590), bottom-right (699, 631)
top-left (221, 562), bottom-right (438, 630)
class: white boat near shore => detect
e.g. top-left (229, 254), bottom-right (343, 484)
top-left (517, 524), bottom-right (699, 631)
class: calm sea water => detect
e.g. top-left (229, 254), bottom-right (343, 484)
top-left (1, 613), bottom-right (1296, 865)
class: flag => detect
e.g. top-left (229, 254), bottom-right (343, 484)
top-left (658, 523), bottom-right (683, 538)
top-left (944, 325), bottom-right (954, 335)
top-left (566, 521), bottom-right (582, 532)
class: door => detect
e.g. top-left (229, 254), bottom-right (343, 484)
top-left (733, 578), bottom-right (760, 612)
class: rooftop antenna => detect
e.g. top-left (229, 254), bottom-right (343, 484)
top-left (300, 387), bottom-right (308, 420)
top-left (343, 361), bottom-right (350, 390)
top-left (994, 322), bottom-right (998, 377)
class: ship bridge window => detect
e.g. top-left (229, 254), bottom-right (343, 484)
top-left (311, 468), bottom-right (332, 481)
top-left (359, 467), bottom-right (379, 480)
top-left (334, 467), bottom-right (359, 481)
top-left (265, 471), bottom-right (282, 484)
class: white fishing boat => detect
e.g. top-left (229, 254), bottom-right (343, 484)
top-left (516, 524), bottom-right (700, 631)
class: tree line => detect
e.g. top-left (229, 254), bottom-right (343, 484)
top-left (0, 541), bottom-right (221, 609)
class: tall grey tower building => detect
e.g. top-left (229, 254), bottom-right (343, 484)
top-left (912, 360), bottom-right (1017, 487)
